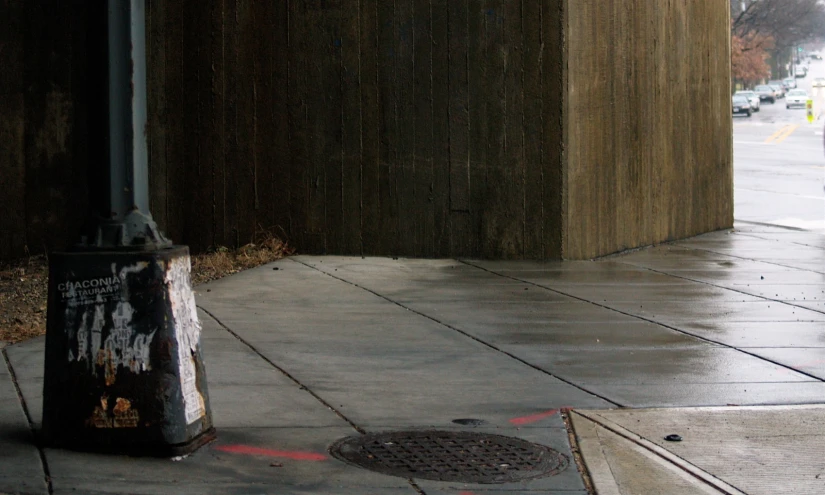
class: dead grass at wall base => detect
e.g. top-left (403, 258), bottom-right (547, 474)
top-left (0, 237), bottom-right (293, 344)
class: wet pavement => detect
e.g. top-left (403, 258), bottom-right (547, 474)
top-left (734, 61), bottom-right (825, 233)
top-left (1, 221), bottom-right (824, 494)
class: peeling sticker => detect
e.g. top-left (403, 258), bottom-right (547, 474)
top-left (89, 395), bottom-right (140, 428)
top-left (90, 395), bottom-right (111, 428)
top-left (166, 257), bottom-right (206, 425)
top-left (113, 398), bottom-right (139, 428)
top-left (64, 264), bottom-right (156, 380)
top-left (57, 276), bottom-right (122, 303)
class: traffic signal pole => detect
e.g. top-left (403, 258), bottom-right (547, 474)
top-left (41, 0), bottom-right (215, 456)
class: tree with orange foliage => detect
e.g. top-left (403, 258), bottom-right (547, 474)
top-left (731, 33), bottom-right (773, 85)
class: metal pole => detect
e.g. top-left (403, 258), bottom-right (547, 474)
top-left (42, 0), bottom-right (214, 456)
top-left (84, 0), bottom-right (169, 250)
top-left (108, 0), bottom-right (148, 216)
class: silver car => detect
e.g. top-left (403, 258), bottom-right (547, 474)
top-left (734, 91), bottom-right (760, 112)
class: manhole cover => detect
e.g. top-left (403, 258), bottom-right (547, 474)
top-left (329, 430), bottom-right (569, 483)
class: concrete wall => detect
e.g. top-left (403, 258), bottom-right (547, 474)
top-left (145, 0), bottom-right (565, 259)
top-left (0, 1), bottom-right (731, 261)
top-left (563, 1), bottom-right (733, 259)
top-left (0, 1), bottom-right (91, 260)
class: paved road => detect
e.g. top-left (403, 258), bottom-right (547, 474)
top-left (734, 62), bottom-right (825, 233)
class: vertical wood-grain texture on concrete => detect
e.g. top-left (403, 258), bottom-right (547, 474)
top-left (144, 0), bottom-right (566, 258)
top-left (0, 0), bottom-right (89, 259)
top-left (1, 0), bottom-right (731, 261)
top-left (564, 0), bottom-right (733, 259)
top-left (155, 0), bottom-right (562, 258)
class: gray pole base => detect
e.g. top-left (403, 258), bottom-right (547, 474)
top-left (42, 246), bottom-right (215, 457)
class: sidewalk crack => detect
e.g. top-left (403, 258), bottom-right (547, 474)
top-left (196, 305), bottom-right (367, 435)
top-left (465, 260), bottom-right (825, 383)
top-left (2, 347), bottom-right (53, 494)
top-left (292, 258), bottom-right (623, 408)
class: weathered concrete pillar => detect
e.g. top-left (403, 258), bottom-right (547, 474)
top-left (133, 0), bottom-right (733, 260)
top-left (561, 1), bottom-right (733, 259)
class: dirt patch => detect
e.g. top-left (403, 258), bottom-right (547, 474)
top-left (0, 236), bottom-right (293, 345)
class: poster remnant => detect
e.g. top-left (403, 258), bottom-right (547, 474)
top-left (165, 257), bottom-right (206, 425)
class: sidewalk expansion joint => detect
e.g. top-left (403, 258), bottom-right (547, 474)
top-left (562, 409), bottom-right (598, 495)
top-left (733, 230), bottom-right (825, 249)
top-left (198, 307), bottom-right (430, 495)
top-left (681, 244), bottom-right (825, 278)
top-left (733, 220), bottom-right (810, 233)
top-left (292, 258), bottom-right (624, 409)
top-left (463, 260), bottom-right (825, 383)
top-left (571, 410), bottom-right (749, 495)
top-left (197, 306), bottom-right (367, 435)
top-left (2, 347), bottom-right (54, 495)
top-left (626, 265), bottom-right (825, 382)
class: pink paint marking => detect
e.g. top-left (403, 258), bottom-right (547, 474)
top-left (509, 409), bottom-right (560, 425)
top-left (459, 492), bottom-right (478, 495)
top-left (214, 444), bottom-right (327, 461)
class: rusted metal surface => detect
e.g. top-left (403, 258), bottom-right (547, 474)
top-left (42, 247), bottom-right (214, 456)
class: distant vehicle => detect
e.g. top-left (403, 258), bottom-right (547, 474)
top-left (785, 89), bottom-right (809, 109)
top-left (769, 81), bottom-right (787, 96)
top-left (768, 83), bottom-right (786, 98)
top-left (814, 77), bottom-right (825, 87)
top-left (734, 91), bottom-right (760, 112)
top-left (796, 66), bottom-right (808, 78)
top-left (783, 77), bottom-right (797, 89)
top-left (811, 52), bottom-right (823, 60)
top-left (732, 95), bottom-right (752, 117)
top-left (754, 85), bottom-right (777, 103)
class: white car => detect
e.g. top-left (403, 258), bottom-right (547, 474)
top-left (786, 89), bottom-right (809, 109)
top-left (734, 91), bottom-right (760, 112)
top-left (814, 77), bottom-right (825, 87)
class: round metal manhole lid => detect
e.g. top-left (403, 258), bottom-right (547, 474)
top-left (329, 430), bottom-right (569, 484)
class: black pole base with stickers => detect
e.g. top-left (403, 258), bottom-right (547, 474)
top-left (41, 0), bottom-right (215, 456)
top-left (43, 248), bottom-right (215, 456)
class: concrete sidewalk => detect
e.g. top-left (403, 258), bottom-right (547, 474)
top-left (1, 222), bottom-right (824, 494)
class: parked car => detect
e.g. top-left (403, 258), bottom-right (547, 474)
top-left (769, 83), bottom-right (785, 98)
top-left (734, 90), bottom-right (760, 112)
top-left (785, 89), bottom-right (809, 109)
top-left (814, 77), bottom-right (825, 87)
top-left (754, 85), bottom-right (777, 103)
top-left (769, 81), bottom-right (787, 97)
top-left (732, 95), bottom-right (752, 117)
top-left (783, 77), bottom-right (797, 89)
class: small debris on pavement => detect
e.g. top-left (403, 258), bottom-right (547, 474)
top-left (664, 434), bottom-right (682, 442)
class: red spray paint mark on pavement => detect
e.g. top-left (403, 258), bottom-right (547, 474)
top-left (509, 408), bottom-right (563, 425)
top-left (459, 492), bottom-right (478, 495)
top-left (214, 444), bottom-right (327, 461)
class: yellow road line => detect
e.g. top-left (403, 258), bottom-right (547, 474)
top-left (765, 125), bottom-right (790, 143)
top-left (765, 125), bottom-right (798, 144)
